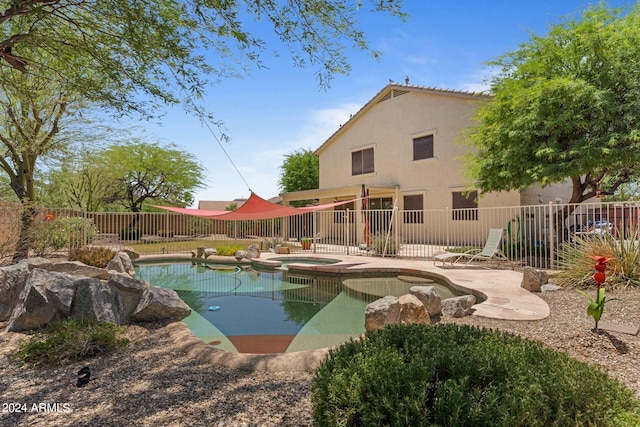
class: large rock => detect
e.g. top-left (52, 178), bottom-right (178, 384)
top-left (18, 257), bottom-right (53, 271)
top-left (398, 294), bottom-right (430, 325)
top-left (442, 295), bottom-right (476, 318)
top-left (410, 286), bottom-right (442, 317)
top-left (129, 288), bottom-right (191, 322)
top-left (247, 244), bottom-right (261, 259)
top-left (365, 296), bottom-right (400, 332)
top-left (106, 252), bottom-right (136, 276)
top-left (107, 273), bottom-right (149, 321)
top-left (235, 250), bottom-right (247, 261)
top-left (521, 266), bottom-right (548, 293)
top-left (0, 263), bottom-right (30, 321)
top-left (48, 261), bottom-right (110, 280)
top-left (6, 269), bottom-right (69, 332)
top-left (73, 278), bottom-right (123, 324)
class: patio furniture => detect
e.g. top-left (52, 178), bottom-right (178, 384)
top-left (434, 228), bottom-right (513, 269)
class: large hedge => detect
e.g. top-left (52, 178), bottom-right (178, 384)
top-left (311, 323), bottom-right (640, 426)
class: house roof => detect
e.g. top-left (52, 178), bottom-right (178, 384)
top-left (314, 83), bottom-right (492, 156)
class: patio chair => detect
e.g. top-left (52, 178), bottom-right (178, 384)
top-left (434, 228), bottom-right (513, 269)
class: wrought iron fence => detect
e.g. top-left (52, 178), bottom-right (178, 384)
top-left (2, 200), bottom-right (639, 269)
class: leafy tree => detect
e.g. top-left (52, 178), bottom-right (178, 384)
top-left (465, 4), bottom-right (640, 205)
top-left (0, 41), bottom-right (94, 260)
top-left (39, 148), bottom-right (122, 211)
top-left (278, 148), bottom-right (319, 192)
top-left (0, 0), bottom-right (406, 118)
top-left (102, 140), bottom-right (205, 212)
top-left (278, 148), bottom-right (319, 207)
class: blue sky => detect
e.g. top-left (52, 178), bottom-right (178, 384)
top-left (128, 1), bottom-right (632, 206)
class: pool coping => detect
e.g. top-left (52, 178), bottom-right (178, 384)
top-left (138, 253), bottom-right (550, 372)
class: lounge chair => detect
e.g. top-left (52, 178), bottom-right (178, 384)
top-left (434, 228), bottom-right (513, 269)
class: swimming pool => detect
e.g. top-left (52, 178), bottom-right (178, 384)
top-left (134, 261), bottom-right (461, 354)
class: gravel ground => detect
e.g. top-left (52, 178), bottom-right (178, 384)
top-left (1, 286), bottom-right (639, 427)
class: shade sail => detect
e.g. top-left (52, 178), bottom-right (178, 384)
top-left (154, 192), bottom-right (356, 221)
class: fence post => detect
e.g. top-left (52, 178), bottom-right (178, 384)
top-left (548, 201), bottom-right (555, 270)
top-left (346, 208), bottom-right (350, 255)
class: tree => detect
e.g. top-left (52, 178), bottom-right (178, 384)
top-left (0, 41), bottom-right (95, 260)
top-left (39, 148), bottom-right (122, 211)
top-left (465, 4), bottom-right (640, 205)
top-left (0, 1), bottom-right (406, 118)
top-left (278, 148), bottom-right (319, 193)
top-left (102, 140), bottom-right (205, 212)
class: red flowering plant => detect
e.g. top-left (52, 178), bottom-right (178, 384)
top-left (577, 255), bottom-right (614, 330)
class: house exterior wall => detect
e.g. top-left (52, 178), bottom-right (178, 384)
top-left (286, 85), bottom-right (571, 244)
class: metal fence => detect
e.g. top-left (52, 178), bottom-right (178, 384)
top-left (2, 200), bottom-right (639, 269)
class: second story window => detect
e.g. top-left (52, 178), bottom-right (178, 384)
top-left (413, 135), bottom-right (434, 160)
top-left (352, 147), bottom-right (374, 176)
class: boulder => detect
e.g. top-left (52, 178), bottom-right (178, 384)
top-left (398, 294), bottom-right (430, 325)
top-left (0, 263), bottom-right (30, 321)
top-left (6, 269), bottom-right (68, 332)
top-left (107, 273), bottom-right (149, 321)
top-left (247, 244), bottom-right (261, 259)
top-left (235, 250), bottom-right (247, 261)
top-left (441, 295), bottom-right (476, 318)
top-left (365, 296), bottom-right (400, 332)
top-left (410, 286), bottom-right (442, 317)
top-left (129, 288), bottom-right (191, 322)
top-left (18, 257), bottom-right (53, 271)
top-left (73, 278), bottom-right (123, 324)
top-left (48, 261), bottom-right (111, 280)
top-left (106, 255), bottom-right (125, 274)
top-left (204, 248), bottom-right (217, 258)
top-left (521, 267), bottom-right (548, 292)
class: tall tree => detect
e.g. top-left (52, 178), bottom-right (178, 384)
top-left (0, 41), bottom-right (92, 260)
top-left (465, 4), bottom-right (640, 205)
top-left (102, 140), bottom-right (205, 212)
top-left (0, 1), bottom-right (406, 118)
top-left (39, 148), bottom-right (121, 211)
top-left (278, 148), bottom-right (319, 193)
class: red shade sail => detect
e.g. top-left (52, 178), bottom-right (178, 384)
top-left (154, 192), bottom-right (356, 220)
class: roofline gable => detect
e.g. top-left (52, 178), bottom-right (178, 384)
top-left (314, 84), bottom-right (492, 156)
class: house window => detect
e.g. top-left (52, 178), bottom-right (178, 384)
top-left (352, 148), bottom-right (374, 175)
top-left (413, 135), bottom-right (434, 161)
top-left (452, 191), bottom-right (478, 221)
top-left (403, 195), bottom-right (424, 224)
top-left (334, 202), bottom-right (355, 223)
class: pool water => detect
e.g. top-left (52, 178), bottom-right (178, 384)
top-left (134, 261), bottom-right (460, 354)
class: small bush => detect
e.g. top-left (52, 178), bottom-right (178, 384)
top-left (215, 244), bottom-right (245, 256)
top-left (31, 216), bottom-right (99, 256)
top-left (311, 323), bottom-right (640, 426)
top-left (13, 318), bottom-right (129, 366)
top-left (69, 246), bottom-right (117, 268)
top-left (556, 230), bottom-right (640, 290)
top-left (370, 231), bottom-right (401, 256)
top-left (119, 227), bottom-right (141, 241)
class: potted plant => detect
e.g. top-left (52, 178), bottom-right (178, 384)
top-left (301, 237), bottom-right (312, 250)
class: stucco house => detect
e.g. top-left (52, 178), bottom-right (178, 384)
top-left (280, 83), bottom-right (572, 244)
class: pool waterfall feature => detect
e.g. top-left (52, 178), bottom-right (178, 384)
top-left (134, 257), bottom-right (465, 354)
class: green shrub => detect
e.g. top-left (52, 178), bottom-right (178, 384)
top-left (215, 244), bottom-right (245, 256)
top-left (13, 318), bottom-right (129, 366)
top-left (119, 227), bottom-right (141, 241)
top-left (31, 215), bottom-right (99, 256)
top-left (370, 231), bottom-right (401, 256)
top-left (556, 230), bottom-right (640, 290)
top-left (311, 323), bottom-right (640, 427)
top-left (69, 246), bottom-right (117, 268)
